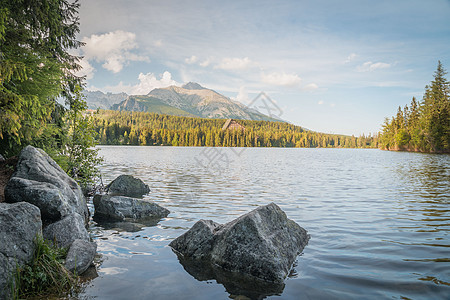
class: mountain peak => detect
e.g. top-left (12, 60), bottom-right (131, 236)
top-left (181, 82), bottom-right (205, 90)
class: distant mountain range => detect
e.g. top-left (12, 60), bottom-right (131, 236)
top-left (84, 82), bottom-right (281, 122)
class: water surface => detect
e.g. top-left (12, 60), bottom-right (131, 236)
top-left (80, 146), bottom-right (450, 299)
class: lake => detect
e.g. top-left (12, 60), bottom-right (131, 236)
top-left (79, 146), bottom-right (449, 299)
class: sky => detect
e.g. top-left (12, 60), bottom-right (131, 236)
top-left (77, 0), bottom-right (450, 135)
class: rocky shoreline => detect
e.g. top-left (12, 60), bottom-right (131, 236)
top-left (0, 145), bottom-right (310, 299)
top-left (0, 146), bottom-right (166, 299)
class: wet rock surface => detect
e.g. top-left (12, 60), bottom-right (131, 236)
top-left (106, 175), bottom-right (150, 197)
top-left (5, 146), bottom-right (89, 224)
top-left (0, 202), bottom-right (42, 300)
top-left (65, 239), bottom-right (97, 275)
top-left (170, 203), bottom-right (310, 285)
top-left (43, 213), bottom-right (89, 249)
top-left (93, 194), bottom-right (169, 221)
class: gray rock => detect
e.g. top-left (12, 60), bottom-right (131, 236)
top-left (0, 202), bottom-right (42, 300)
top-left (93, 194), bottom-right (169, 221)
top-left (43, 213), bottom-right (89, 249)
top-left (106, 174), bottom-right (150, 197)
top-left (4, 145), bottom-right (89, 224)
top-left (170, 203), bottom-right (309, 284)
top-left (0, 153), bottom-right (5, 162)
top-left (65, 239), bottom-right (97, 275)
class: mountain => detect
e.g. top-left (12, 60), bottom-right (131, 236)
top-left (111, 95), bottom-right (197, 117)
top-left (85, 82), bottom-right (281, 122)
top-left (84, 91), bottom-right (127, 110)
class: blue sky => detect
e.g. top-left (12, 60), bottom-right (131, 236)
top-left (77, 0), bottom-right (450, 135)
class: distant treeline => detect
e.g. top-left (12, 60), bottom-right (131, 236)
top-left (92, 110), bottom-right (378, 148)
top-left (379, 61), bottom-right (449, 153)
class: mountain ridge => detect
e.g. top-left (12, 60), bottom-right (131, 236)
top-left (85, 83), bottom-right (281, 122)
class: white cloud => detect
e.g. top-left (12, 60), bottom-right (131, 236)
top-left (200, 58), bottom-right (211, 67)
top-left (81, 30), bottom-right (149, 73)
top-left (318, 100), bottom-right (324, 105)
top-left (100, 71), bottom-right (179, 95)
top-left (233, 86), bottom-right (250, 104)
top-left (154, 40), bottom-right (163, 47)
top-left (261, 72), bottom-right (302, 87)
top-left (357, 61), bottom-right (391, 72)
top-left (185, 55), bottom-right (198, 64)
top-left (344, 53), bottom-right (357, 63)
top-left (215, 57), bottom-right (252, 70)
top-left (303, 83), bottom-right (319, 91)
top-left (76, 57), bottom-right (95, 80)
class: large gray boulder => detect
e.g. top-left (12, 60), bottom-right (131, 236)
top-left (106, 174), bottom-right (150, 197)
top-left (0, 202), bottom-right (42, 300)
top-left (170, 203), bottom-right (309, 284)
top-left (43, 213), bottom-right (89, 249)
top-left (93, 194), bottom-right (169, 221)
top-left (65, 239), bottom-right (97, 275)
top-left (4, 146), bottom-right (89, 224)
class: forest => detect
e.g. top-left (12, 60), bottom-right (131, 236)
top-left (379, 61), bottom-right (450, 153)
top-left (93, 110), bottom-right (379, 148)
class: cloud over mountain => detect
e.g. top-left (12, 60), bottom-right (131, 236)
top-left (81, 30), bottom-right (149, 73)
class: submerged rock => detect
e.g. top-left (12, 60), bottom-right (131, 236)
top-left (65, 239), bottom-right (97, 275)
top-left (106, 174), bottom-right (150, 197)
top-left (170, 203), bottom-right (309, 284)
top-left (4, 146), bottom-right (89, 224)
top-left (0, 202), bottom-right (42, 300)
top-left (93, 195), bottom-right (169, 221)
top-left (43, 213), bottom-right (89, 249)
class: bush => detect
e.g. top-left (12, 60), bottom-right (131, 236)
top-left (12, 235), bottom-right (76, 299)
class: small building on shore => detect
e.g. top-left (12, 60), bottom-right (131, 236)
top-left (222, 119), bottom-right (245, 131)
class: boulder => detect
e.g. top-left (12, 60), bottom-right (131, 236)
top-left (0, 202), bottom-right (42, 300)
top-left (93, 194), bottom-right (169, 221)
top-left (65, 239), bottom-right (97, 275)
top-left (170, 203), bottom-right (309, 284)
top-left (43, 213), bottom-right (89, 249)
top-left (106, 175), bottom-right (150, 197)
top-left (4, 146), bottom-right (89, 224)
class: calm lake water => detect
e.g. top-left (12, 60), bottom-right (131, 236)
top-left (79, 146), bottom-right (449, 299)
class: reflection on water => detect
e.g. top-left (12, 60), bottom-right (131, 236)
top-left (175, 254), bottom-right (285, 300)
top-left (78, 147), bottom-right (450, 299)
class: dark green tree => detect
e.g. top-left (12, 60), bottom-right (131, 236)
top-left (421, 61), bottom-right (450, 151)
top-left (0, 0), bottom-right (83, 156)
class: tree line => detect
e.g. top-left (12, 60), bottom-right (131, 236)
top-left (93, 110), bottom-right (379, 148)
top-left (379, 61), bottom-right (450, 153)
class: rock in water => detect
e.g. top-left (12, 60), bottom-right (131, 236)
top-left (4, 145), bottom-right (89, 224)
top-left (0, 202), bottom-right (42, 300)
top-left (93, 195), bottom-right (169, 221)
top-left (43, 213), bottom-right (89, 249)
top-left (65, 239), bottom-right (97, 275)
top-left (106, 174), bottom-right (150, 197)
top-left (170, 203), bottom-right (309, 284)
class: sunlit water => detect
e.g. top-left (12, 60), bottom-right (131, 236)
top-left (79, 146), bottom-right (450, 299)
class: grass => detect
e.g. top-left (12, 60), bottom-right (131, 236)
top-left (12, 235), bottom-right (77, 299)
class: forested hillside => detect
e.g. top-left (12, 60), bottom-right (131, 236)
top-left (379, 62), bottom-right (450, 153)
top-left (93, 110), bottom-right (378, 148)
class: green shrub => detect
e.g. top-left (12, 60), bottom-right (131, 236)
top-left (12, 235), bottom-right (77, 299)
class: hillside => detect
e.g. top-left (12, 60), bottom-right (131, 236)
top-left (93, 110), bottom-right (378, 148)
top-left (84, 82), bottom-right (279, 122)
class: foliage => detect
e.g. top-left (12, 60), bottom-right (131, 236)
top-left (12, 235), bottom-right (76, 299)
top-left (93, 110), bottom-right (379, 148)
top-left (0, 0), bottom-right (83, 157)
top-left (379, 61), bottom-right (450, 153)
top-left (63, 86), bottom-right (103, 187)
top-left (0, 0), bottom-right (102, 185)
